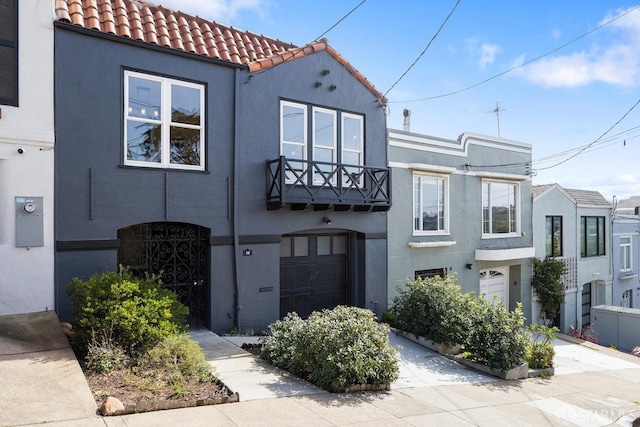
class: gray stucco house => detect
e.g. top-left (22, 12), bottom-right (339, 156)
top-left (387, 129), bottom-right (535, 320)
top-left (532, 184), bottom-right (612, 332)
top-left (53, 0), bottom-right (390, 333)
top-left (611, 210), bottom-right (640, 309)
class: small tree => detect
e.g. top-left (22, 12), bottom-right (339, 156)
top-left (532, 257), bottom-right (566, 325)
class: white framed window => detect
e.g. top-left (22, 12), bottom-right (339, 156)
top-left (279, 100), bottom-right (364, 186)
top-left (341, 112), bottom-right (364, 186)
top-left (312, 107), bottom-right (336, 185)
top-left (620, 236), bottom-right (632, 272)
top-left (482, 180), bottom-right (519, 237)
top-left (280, 101), bottom-right (307, 183)
top-left (413, 173), bottom-right (448, 235)
top-left (124, 71), bottom-right (205, 170)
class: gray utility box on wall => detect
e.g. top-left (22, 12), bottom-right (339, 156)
top-left (15, 196), bottom-right (44, 247)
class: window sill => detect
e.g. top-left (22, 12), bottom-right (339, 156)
top-left (618, 272), bottom-right (637, 280)
top-left (409, 241), bottom-right (456, 248)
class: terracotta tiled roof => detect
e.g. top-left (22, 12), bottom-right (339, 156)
top-left (54, 0), bottom-right (386, 103)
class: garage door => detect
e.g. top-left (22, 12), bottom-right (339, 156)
top-left (479, 267), bottom-right (508, 309)
top-left (280, 233), bottom-right (349, 318)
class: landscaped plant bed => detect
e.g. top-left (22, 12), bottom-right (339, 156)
top-left (85, 367), bottom-right (239, 416)
top-left (391, 327), bottom-right (462, 355)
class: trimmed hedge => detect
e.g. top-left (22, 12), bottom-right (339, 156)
top-left (391, 276), bottom-right (530, 372)
top-left (261, 306), bottom-right (399, 390)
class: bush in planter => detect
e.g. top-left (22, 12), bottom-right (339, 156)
top-left (390, 275), bottom-right (470, 346)
top-left (261, 306), bottom-right (399, 390)
top-left (465, 299), bottom-right (530, 372)
top-left (67, 269), bottom-right (188, 357)
top-left (526, 324), bottom-right (558, 369)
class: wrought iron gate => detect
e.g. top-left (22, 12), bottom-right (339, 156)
top-left (118, 222), bottom-right (210, 325)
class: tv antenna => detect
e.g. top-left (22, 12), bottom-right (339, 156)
top-left (487, 102), bottom-right (505, 137)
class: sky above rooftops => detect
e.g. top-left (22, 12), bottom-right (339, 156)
top-left (156, 0), bottom-right (640, 202)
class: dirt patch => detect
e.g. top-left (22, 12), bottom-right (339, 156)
top-left (84, 367), bottom-right (236, 410)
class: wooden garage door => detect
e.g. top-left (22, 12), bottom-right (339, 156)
top-left (280, 234), bottom-right (349, 318)
top-left (479, 267), bottom-right (508, 309)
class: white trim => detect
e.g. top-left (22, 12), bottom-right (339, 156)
top-left (124, 71), bottom-right (205, 171)
top-left (481, 179), bottom-right (521, 237)
top-left (409, 241), bottom-right (456, 248)
top-left (475, 247), bottom-right (535, 261)
top-left (388, 129), bottom-right (531, 157)
top-left (312, 106), bottom-right (337, 185)
top-left (389, 161), bottom-right (456, 174)
top-left (412, 172), bottom-right (449, 235)
top-left (470, 171), bottom-right (530, 181)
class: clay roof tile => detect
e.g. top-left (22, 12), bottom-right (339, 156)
top-left (52, 0), bottom-right (384, 102)
top-left (152, 10), bottom-right (169, 46)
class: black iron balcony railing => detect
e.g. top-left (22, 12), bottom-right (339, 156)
top-left (267, 156), bottom-right (391, 211)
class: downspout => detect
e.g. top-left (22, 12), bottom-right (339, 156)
top-left (233, 68), bottom-right (242, 332)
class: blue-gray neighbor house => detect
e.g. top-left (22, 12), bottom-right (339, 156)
top-left (387, 128), bottom-right (535, 320)
top-left (53, 0), bottom-right (390, 333)
top-left (611, 208), bottom-right (640, 309)
top-left (532, 184), bottom-right (612, 332)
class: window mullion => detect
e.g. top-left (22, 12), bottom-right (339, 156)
top-left (161, 80), bottom-right (170, 167)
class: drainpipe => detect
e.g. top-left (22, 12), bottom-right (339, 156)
top-left (232, 68), bottom-right (242, 332)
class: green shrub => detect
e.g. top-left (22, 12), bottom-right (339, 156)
top-left (526, 324), bottom-right (557, 369)
top-left (465, 299), bottom-right (530, 372)
top-left (67, 270), bottom-right (188, 356)
top-left (391, 275), bottom-right (471, 346)
top-left (139, 333), bottom-right (214, 383)
top-left (532, 257), bottom-right (565, 324)
top-left (84, 329), bottom-right (130, 373)
top-left (261, 306), bottom-right (399, 390)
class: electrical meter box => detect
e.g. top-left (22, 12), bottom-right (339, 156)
top-left (15, 196), bottom-right (44, 247)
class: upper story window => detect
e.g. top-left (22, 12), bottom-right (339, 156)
top-left (124, 71), bottom-right (205, 170)
top-left (280, 100), bottom-right (363, 185)
top-left (620, 236), bottom-right (632, 271)
top-left (413, 173), bottom-right (448, 235)
top-left (545, 216), bottom-right (563, 257)
top-left (580, 216), bottom-right (605, 257)
top-left (482, 180), bottom-right (519, 237)
top-left (0, 0), bottom-right (18, 106)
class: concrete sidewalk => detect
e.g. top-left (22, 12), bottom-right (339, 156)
top-left (4, 311), bottom-right (640, 427)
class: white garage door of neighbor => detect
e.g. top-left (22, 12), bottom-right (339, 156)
top-left (479, 267), bottom-right (508, 309)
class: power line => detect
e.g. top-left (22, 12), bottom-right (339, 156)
top-left (313, 0), bottom-right (366, 42)
top-left (383, 0), bottom-right (461, 98)
top-left (534, 97), bottom-right (640, 171)
top-left (250, 0), bottom-right (367, 79)
top-left (389, 5), bottom-right (640, 103)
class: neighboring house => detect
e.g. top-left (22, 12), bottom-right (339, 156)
top-left (611, 211), bottom-right (640, 309)
top-left (0, 1), bottom-right (55, 315)
top-left (53, 0), bottom-right (390, 333)
top-left (532, 184), bottom-right (612, 332)
top-left (387, 129), bottom-right (535, 320)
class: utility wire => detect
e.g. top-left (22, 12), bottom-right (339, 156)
top-left (390, 5), bottom-right (640, 103)
top-left (250, 0), bottom-right (367, 78)
top-left (534, 97), bottom-right (640, 171)
top-left (313, 0), bottom-right (366, 42)
top-left (383, 0), bottom-right (461, 97)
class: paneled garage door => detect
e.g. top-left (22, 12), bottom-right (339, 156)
top-left (280, 233), bottom-right (349, 318)
top-left (479, 267), bottom-right (508, 309)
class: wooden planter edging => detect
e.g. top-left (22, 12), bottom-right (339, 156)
top-left (391, 328), bottom-right (462, 355)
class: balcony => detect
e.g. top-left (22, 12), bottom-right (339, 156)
top-left (267, 156), bottom-right (391, 211)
